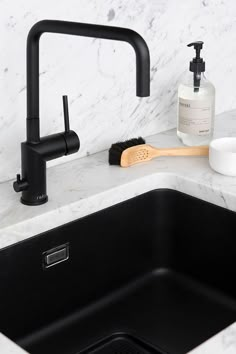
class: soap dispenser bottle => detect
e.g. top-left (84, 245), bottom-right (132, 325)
top-left (177, 41), bottom-right (215, 146)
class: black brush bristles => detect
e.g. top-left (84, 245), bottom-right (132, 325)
top-left (109, 137), bottom-right (146, 165)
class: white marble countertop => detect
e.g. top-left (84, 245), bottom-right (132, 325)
top-left (0, 109), bottom-right (235, 353)
top-left (0, 109), bottom-right (236, 249)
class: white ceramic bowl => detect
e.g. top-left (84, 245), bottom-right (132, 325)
top-left (209, 138), bottom-right (236, 176)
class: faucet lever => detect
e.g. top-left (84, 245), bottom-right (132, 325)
top-left (62, 94), bottom-right (80, 157)
top-left (62, 95), bottom-right (70, 133)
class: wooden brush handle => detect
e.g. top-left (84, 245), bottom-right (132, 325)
top-left (156, 145), bottom-right (209, 157)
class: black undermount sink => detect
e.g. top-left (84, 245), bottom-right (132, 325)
top-left (0, 189), bottom-right (236, 354)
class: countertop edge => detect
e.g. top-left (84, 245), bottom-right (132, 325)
top-left (0, 169), bottom-right (235, 250)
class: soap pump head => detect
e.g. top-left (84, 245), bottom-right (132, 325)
top-left (187, 41), bottom-right (205, 73)
top-left (187, 41), bottom-right (205, 90)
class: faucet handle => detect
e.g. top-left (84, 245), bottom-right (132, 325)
top-left (62, 95), bottom-right (70, 133)
top-left (61, 95), bottom-right (80, 155)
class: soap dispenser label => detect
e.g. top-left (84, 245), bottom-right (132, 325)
top-left (178, 98), bottom-right (212, 136)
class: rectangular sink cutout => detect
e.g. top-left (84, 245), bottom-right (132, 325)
top-left (43, 243), bottom-right (69, 269)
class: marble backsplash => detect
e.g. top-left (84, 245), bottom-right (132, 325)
top-left (0, 0), bottom-right (236, 183)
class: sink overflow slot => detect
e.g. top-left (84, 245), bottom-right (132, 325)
top-left (43, 243), bottom-right (69, 269)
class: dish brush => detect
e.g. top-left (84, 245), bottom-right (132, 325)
top-left (109, 137), bottom-right (209, 167)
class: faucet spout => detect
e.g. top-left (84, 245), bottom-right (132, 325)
top-left (26, 20), bottom-right (150, 142)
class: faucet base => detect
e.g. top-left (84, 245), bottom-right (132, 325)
top-left (21, 195), bottom-right (48, 206)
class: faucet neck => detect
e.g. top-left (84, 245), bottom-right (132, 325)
top-left (26, 20), bottom-right (150, 143)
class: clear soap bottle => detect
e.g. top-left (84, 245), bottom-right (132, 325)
top-left (177, 41), bottom-right (215, 146)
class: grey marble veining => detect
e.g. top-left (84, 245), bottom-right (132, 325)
top-left (1, 0), bottom-right (236, 183)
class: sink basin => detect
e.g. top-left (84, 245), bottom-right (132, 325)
top-left (0, 189), bottom-right (236, 354)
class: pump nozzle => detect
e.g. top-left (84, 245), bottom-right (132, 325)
top-left (187, 41), bottom-right (205, 91)
top-left (187, 41), bottom-right (205, 72)
top-left (187, 41), bottom-right (204, 59)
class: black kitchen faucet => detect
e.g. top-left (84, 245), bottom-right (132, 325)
top-left (13, 20), bottom-right (150, 205)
